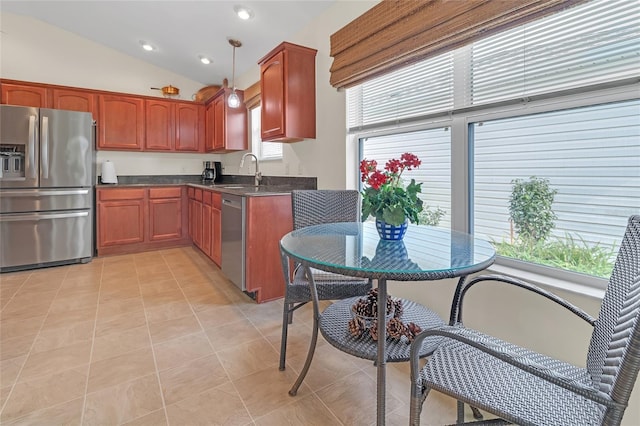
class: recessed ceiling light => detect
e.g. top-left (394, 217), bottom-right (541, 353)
top-left (234, 5), bottom-right (254, 20)
top-left (199, 55), bottom-right (212, 65)
top-left (139, 41), bottom-right (156, 52)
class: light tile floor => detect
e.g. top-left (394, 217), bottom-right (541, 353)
top-left (0, 246), bottom-right (475, 425)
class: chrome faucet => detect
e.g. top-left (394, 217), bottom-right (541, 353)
top-left (240, 153), bottom-right (262, 186)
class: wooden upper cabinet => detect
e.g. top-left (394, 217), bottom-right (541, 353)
top-left (98, 95), bottom-right (144, 150)
top-left (207, 88), bottom-right (247, 153)
top-left (258, 42), bottom-right (317, 142)
top-left (175, 102), bottom-right (203, 152)
top-left (212, 95), bottom-right (225, 151)
top-left (1, 82), bottom-right (50, 108)
top-left (145, 99), bottom-right (174, 151)
top-left (52, 88), bottom-right (97, 118)
top-left (204, 101), bottom-right (215, 152)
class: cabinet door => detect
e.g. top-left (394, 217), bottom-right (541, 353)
top-left (149, 197), bottom-right (182, 240)
top-left (211, 207), bottom-right (221, 266)
top-left (260, 51), bottom-right (285, 140)
top-left (202, 203), bottom-right (212, 257)
top-left (175, 102), bottom-right (202, 151)
top-left (204, 101), bottom-right (215, 152)
top-left (52, 89), bottom-right (97, 118)
top-left (98, 200), bottom-right (145, 246)
top-left (213, 96), bottom-right (225, 151)
top-left (194, 200), bottom-right (203, 248)
top-left (1, 83), bottom-right (50, 108)
top-left (145, 99), bottom-right (174, 151)
top-left (98, 95), bottom-right (144, 150)
top-left (97, 188), bottom-right (146, 248)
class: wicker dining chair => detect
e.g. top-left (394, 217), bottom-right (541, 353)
top-left (410, 214), bottom-right (640, 426)
top-left (279, 190), bottom-right (372, 379)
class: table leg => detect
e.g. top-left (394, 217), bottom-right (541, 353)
top-left (376, 278), bottom-right (387, 426)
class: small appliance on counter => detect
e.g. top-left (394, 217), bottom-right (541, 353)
top-left (202, 161), bottom-right (222, 183)
top-left (101, 160), bottom-right (118, 184)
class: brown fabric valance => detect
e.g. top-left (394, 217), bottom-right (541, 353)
top-left (329, 0), bottom-right (587, 89)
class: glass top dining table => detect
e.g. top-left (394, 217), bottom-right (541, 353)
top-left (280, 221), bottom-right (496, 425)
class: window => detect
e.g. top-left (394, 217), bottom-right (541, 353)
top-left (350, 0), bottom-right (640, 284)
top-left (472, 99), bottom-right (640, 279)
top-left (360, 127), bottom-right (451, 228)
top-left (250, 105), bottom-right (282, 161)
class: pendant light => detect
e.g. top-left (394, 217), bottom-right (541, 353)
top-left (227, 39), bottom-right (242, 108)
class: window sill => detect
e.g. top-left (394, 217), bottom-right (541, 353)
top-left (487, 263), bottom-right (605, 300)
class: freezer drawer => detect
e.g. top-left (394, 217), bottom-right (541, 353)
top-left (0, 209), bottom-right (92, 271)
top-left (0, 188), bottom-right (92, 213)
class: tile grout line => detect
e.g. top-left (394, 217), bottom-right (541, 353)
top-left (0, 267), bottom-right (71, 421)
top-left (78, 259), bottom-right (105, 426)
top-left (134, 254), bottom-right (170, 426)
top-left (161, 248), bottom-right (257, 425)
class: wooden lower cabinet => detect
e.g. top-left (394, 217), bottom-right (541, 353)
top-left (148, 187), bottom-right (183, 241)
top-left (98, 189), bottom-right (145, 247)
top-left (244, 194), bottom-right (293, 303)
top-left (189, 188), bottom-right (221, 267)
top-left (97, 186), bottom-right (188, 256)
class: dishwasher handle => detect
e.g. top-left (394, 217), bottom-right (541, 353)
top-left (222, 197), bottom-right (243, 210)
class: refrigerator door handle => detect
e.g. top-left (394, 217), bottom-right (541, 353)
top-left (2, 189), bottom-right (90, 197)
top-left (27, 115), bottom-right (37, 178)
top-left (0, 211), bottom-right (89, 222)
top-left (41, 115), bottom-right (49, 179)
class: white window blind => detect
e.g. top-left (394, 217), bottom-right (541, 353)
top-left (251, 106), bottom-right (282, 160)
top-left (347, 0), bottom-right (640, 131)
top-left (347, 52), bottom-right (454, 131)
top-left (471, 0), bottom-right (640, 105)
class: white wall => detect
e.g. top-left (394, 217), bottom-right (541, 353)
top-left (2, 5), bottom-right (638, 422)
top-left (231, 0), bottom-right (377, 189)
top-left (0, 12), bottom-right (225, 176)
top-left (0, 2), bottom-right (376, 183)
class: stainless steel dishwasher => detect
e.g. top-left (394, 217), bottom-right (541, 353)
top-left (221, 193), bottom-right (245, 291)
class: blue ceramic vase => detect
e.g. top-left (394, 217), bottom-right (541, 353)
top-left (375, 219), bottom-right (408, 241)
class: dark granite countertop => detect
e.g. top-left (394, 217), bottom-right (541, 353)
top-left (96, 174), bottom-right (317, 197)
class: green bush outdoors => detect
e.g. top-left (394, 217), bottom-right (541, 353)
top-left (418, 205), bottom-right (445, 226)
top-left (492, 234), bottom-right (616, 278)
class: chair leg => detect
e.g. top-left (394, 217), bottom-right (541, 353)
top-left (288, 308), bottom-right (320, 396)
top-left (279, 302), bottom-right (291, 371)
top-left (471, 406), bottom-right (484, 420)
top-left (457, 400), bottom-right (465, 424)
top-left (410, 383), bottom-right (429, 425)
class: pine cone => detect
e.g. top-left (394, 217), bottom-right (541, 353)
top-left (393, 299), bottom-right (404, 319)
top-left (386, 295), bottom-right (394, 316)
top-left (386, 317), bottom-right (407, 340)
top-left (405, 322), bottom-right (423, 342)
top-left (348, 317), bottom-right (366, 338)
top-left (369, 320), bottom-right (379, 341)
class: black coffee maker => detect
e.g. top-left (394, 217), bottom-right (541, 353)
top-left (202, 161), bottom-right (222, 183)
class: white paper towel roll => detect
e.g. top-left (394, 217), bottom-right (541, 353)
top-left (101, 160), bottom-right (118, 184)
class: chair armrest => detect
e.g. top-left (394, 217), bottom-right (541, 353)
top-left (410, 325), bottom-right (619, 409)
top-left (449, 274), bottom-right (597, 326)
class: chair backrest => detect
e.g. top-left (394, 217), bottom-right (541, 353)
top-left (586, 215), bottom-right (640, 417)
top-left (291, 190), bottom-right (360, 230)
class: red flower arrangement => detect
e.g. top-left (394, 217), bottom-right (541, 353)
top-left (360, 153), bottom-right (424, 226)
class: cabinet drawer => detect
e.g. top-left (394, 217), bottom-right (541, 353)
top-left (194, 188), bottom-right (203, 201)
top-left (149, 187), bottom-right (181, 199)
top-left (187, 187), bottom-right (195, 199)
top-left (98, 188), bottom-right (145, 201)
top-left (212, 192), bottom-right (221, 209)
top-left (203, 191), bottom-right (212, 206)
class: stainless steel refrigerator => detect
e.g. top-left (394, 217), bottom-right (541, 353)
top-left (0, 105), bottom-right (95, 272)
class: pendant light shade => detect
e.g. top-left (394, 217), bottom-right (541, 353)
top-left (228, 39), bottom-right (242, 108)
